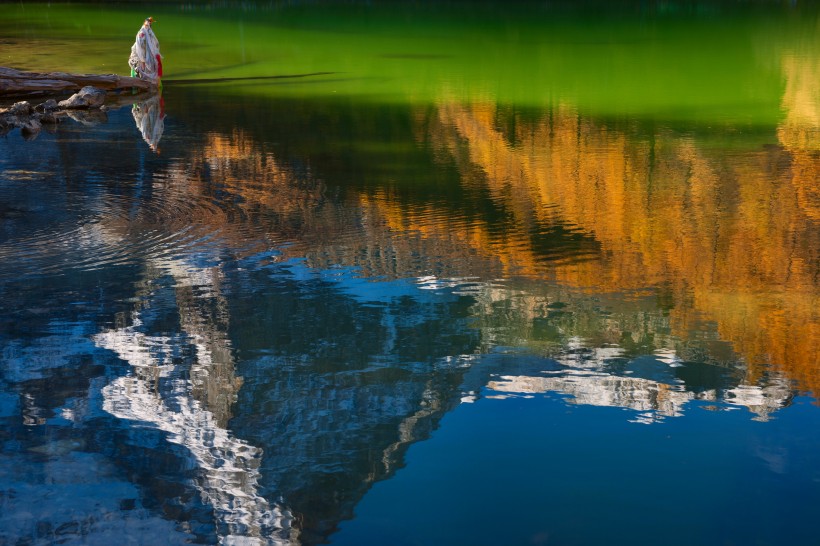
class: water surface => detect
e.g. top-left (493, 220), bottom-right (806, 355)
top-left (1, 2), bottom-right (818, 545)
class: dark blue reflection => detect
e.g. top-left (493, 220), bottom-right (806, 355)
top-left (1, 82), bottom-right (818, 546)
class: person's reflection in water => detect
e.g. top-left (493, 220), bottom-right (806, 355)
top-left (132, 94), bottom-right (165, 153)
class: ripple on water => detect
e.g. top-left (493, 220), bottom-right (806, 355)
top-left (0, 172), bottom-right (254, 282)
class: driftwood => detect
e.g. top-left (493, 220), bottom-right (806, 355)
top-left (0, 66), bottom-right (156, 98)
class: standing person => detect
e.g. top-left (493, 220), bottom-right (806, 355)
top-left (128, 17), bottom-right (163, 84)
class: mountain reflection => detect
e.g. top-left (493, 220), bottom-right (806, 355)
top-left (1, 56), bottom-right (818, 544)
top-left (94, 259), bottom-right (296, 545)
top-left (429, 99), bottom-right (817, 380)
top-left (134, 88), bottom-right (815, 538)
top-left (173, 92), bottom-right (817, 396)
top-left (486, 358), bottom-right (794, 424)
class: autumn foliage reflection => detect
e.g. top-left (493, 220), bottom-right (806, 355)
top-left (426, 98), bottom-right (818, 394)
top-left (182, 94), bottom-right (818, 398)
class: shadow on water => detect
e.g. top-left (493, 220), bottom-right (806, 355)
top-left (163, 71), bottom-right (338, 86)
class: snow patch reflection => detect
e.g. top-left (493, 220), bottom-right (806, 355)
top-left (94, 260), bottom-right (296, 545)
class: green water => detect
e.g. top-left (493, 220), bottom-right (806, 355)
top-left (3, 2), bottom-right (815, 124)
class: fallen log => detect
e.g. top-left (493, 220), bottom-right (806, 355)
top-left (0, 66), bottom-right (156, 98)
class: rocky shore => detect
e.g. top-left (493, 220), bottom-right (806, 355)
top-left (1, 86), bottom-right (110, 139)
top-left (0, 85), bottom-right (156, 140)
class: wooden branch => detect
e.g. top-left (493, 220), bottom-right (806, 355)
top-left (0, 67), bottom-right (156, 98)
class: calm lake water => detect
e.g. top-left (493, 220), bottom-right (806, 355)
top-left (1, 2), bottom-right (819, 545)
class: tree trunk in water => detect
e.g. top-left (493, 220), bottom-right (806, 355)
top-left (0, 67), bottom-right (155, 98)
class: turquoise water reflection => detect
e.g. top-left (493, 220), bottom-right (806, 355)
top-left (1, 2), bottom-right (819, 545)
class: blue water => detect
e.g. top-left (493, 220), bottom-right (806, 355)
top-left (1, 6), bottom-right (820, 543)
top-left (333, 384), bottom-right (820, 545)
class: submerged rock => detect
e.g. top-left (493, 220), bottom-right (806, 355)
top-left (39, 112), bottom-right (58, 124)
top-left (57, 86), bottom-right (106, 110)
top-left (20, 118), bottom-right (41, 140)
top-left (8, 101), bottom-right (33, 116)
top-left (35, 99), bottom-right (59, 113)
top-left (66, 109), bottom-right (108, 126)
